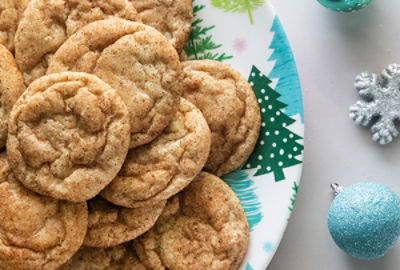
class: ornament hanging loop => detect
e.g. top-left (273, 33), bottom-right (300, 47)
top-left (331, 183), bottom-right (344, 196)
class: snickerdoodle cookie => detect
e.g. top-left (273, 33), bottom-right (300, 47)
top-left (131, 0), bottom-right (193, 53)
top-left (14, 0), bottom-right (139, 85)
top-left (134, 172), bottom-right (249, 270)
top-left (7, 72), bottom-right (130, 202)
top-left (101, 98), bottom-right (211, 208)
top-left (59, 243), bottom-right (145, 270)
top-left (0, 153), bottom-right (88, 270)
top-left (84, 197), bottom-right (166, 247)
top-left (182, 60), bottom-right (261, 176)
top-left (0, 0), bottom-right (29, 52)
top-left (0, 44), bottom-right (25, 149)
top-left (48, 19), bottom-right (182, 148)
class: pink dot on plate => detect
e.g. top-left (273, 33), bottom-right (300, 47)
top-left (233, 38), bottom-right (247, 53)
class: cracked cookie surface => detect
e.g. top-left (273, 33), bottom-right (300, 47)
top-left (84, 197), bottom-right (166, 248)
top-left (101, 98), bottom-right (211, 208)
top-left (131, 0), bottom-right (193, 53)
top-left (134, 172), bottom-right (249, 270)
top-left (7, 72), bottom-right (130, 202)
top-left (14, 0), bottom-right (139, 85)
top-left (0, 0), bottom-right (29, 52)
top-left (48, 19), bottom-right (182, 148)
top-left (59, 243), bottom-right (145, 270)
top-left (0, 152), bottom-right (88, 270)
top-left (182, 60), bottom-right (261, 176)
top-left (0, 44), bottom-right (25, 149)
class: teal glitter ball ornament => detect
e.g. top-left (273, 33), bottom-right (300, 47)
top-left (317, 0), bottom-right (373, 12)
top-left (328, 182), bottom-right (400, 260)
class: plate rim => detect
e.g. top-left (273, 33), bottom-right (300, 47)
top-left (260, 2), bottom-right (304, 269)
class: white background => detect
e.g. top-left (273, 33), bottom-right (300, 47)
top-left (269, 0), bottom-right (400, 269)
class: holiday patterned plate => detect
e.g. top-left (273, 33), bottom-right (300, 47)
top-left (183, 1), bottom-right (304, 269)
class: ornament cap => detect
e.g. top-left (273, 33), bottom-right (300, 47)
top-left (330, 183), bottom-right (344, 196)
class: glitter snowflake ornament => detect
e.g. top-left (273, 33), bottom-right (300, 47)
top-left (350, 64), bottom-right (400, 144)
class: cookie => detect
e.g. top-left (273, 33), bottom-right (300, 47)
top-left (182, 60), bottom-right (261, 176)
top-left (0, 44), bottom-right (25, 149)
top-left (131, 0), bottom-right (193, 53)
top-left (48, 19), bottom-right (182, 148)
top-left (101, 98), bottom-right (211, 208)
top-left (0, 0), bottom-right (29, 52)
top-left (84, 197), bottom-right (166, 248)
top-left (59, 244), bottom-right (145, 270)
top-left (6, 72), bottom-right (130, 202)
top-left (14, 0), bottom-right (139, 85)
top-left (0, 153), bottom-right (88, 270)
top-left (134, 172), bottom-right (249, 270)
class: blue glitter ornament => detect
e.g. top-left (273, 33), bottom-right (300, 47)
top-left (317, 0), bottom-right (373, 12)
top-left (328, 182), bottom-right (400, 260)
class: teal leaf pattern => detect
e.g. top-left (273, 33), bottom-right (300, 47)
top-left (223, 170), bottom-right (263, 231)
top-left (184, 0), bottom-right (233, 61)
top-left (246, 263), bottom-right (254, 270)
top-left (210, 0), bottom-right (266, 24)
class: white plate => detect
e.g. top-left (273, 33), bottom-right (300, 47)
top-left (183, 1), bottom-right (305, 269)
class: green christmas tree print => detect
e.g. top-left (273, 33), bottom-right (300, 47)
top-left (288, 181), bottom-right (298, 212)
top-left (211, 0), bottom-right (265, 24)
top-left (245, 65), bottom-right (303, 181)
top-left (223, 170), bottom-right (262, 232)
top-left (184, 0), bottom-right (232, 61)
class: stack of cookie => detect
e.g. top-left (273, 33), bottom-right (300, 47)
top-left (0, 1), bottom-right (261, 269)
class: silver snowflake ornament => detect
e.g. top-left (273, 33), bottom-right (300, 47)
top-left (350, 64), bottom-right (400, 144)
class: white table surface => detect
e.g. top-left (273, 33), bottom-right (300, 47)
top-left (268, 0), bottom-right (400, 269)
